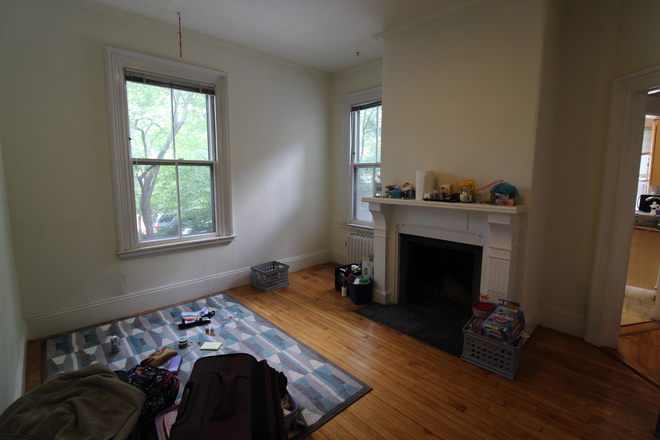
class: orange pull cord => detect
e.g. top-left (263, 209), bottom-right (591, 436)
top-left (475, 180), bottom-right (504, 193)
top-left (178, 13), bottom-right (182, 57)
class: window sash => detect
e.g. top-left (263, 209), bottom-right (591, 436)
top-left (350, 104), bottom-right (381, 224)
top-left (104, 46), bottom-right (234, 259)
top-left (341, 87), bottom-right (381, 229)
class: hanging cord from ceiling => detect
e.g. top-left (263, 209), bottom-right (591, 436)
top-left (177, 12), bottom-right (182, 57)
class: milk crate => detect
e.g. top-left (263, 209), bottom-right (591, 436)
top-left (461, 316), bottom-right (523, 380)
top-left (250, 261), bottom-right (289, 292)
top-left (334, 264), bottom-right (361, 290)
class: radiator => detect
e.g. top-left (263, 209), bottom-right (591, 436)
top-left (347, 233), bottom-right (374, 264)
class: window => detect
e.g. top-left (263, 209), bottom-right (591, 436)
top-left (104, 47), bottom-right (233, 259)
top-left (342, 87), bottom-right (382, 227)
top-left (637, 121), bottom-right (654, 206)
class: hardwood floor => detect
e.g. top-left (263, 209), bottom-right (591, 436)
top-left (26, 263), bottom-right (660, 439)
top-left (608, 321), bottom-right (660, 389)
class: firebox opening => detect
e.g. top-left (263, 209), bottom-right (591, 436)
top-left (398, 234), bottom-right (483, 315)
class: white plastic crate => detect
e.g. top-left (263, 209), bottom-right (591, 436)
top-left (461, 316), bottom-right (523, 379)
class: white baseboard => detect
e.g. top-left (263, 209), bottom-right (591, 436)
top-left (26, 250), bottom-right (330, 340)
top-left (372, 288), bottom-right (394, 305)
top-left (536, 304), bottom-right (586, 339)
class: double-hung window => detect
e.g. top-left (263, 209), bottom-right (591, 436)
top-left (104, 47), bottom-right (233, 259)
top-left (342, 87), bottom-right (382, 227)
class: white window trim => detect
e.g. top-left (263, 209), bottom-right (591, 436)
top-left (341, 86), bottom-right (382, 230)
top-left (104, 46), bottom-right (234, 260)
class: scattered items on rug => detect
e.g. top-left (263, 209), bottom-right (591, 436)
top-left (125, 364), bottom-right (180, 439)
top-left (110, 335), bottom-right (120, 353)
top-left (204, 325), bottom-right (216, 335)
top-left (141, 347), bottom-right (178, 367)
top-left (178, 308), bottom-right (215, 329)
top-left (43, 293), bottom-right (373, 440)
top-left (200, 341), bottom-right (223, 351)
top-left (219, 311), bottom-right (238, 326)
top-left (166, 356), bottom-right (182, 374)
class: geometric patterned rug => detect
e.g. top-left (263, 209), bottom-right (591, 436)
top-left (42, 293), bottom-right (371, 439)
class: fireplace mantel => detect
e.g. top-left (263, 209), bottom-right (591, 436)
top-left (364, 197), bottom-right (528, 306)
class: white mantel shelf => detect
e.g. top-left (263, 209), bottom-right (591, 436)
top-left (362, 197), bottom-right (528, 214)
top-left (364, 196), bottom-right (528, 307)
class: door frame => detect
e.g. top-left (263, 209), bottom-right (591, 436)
top-left (585, 65), bottom-right (660, 347)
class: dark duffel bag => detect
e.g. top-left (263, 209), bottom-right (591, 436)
top-left (169, 353), bottom-right (287, 440)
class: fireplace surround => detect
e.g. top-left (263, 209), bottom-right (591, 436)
top-left (365, 197), bottom-right (528, 307)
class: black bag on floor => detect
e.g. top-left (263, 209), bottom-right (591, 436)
top-left (169, 353), bottom-right (287, 440)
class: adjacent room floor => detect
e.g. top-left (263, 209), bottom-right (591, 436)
top-left (25, 263), bottom-right (660, 439)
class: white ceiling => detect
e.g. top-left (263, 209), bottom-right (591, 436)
top-left (80, 0), bottom-right (480, 73)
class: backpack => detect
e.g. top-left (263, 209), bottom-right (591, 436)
top-left (169, 353), bottom-right (287, 440)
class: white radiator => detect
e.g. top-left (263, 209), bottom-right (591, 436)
top-left (347, 233), bottom-right (374, 264)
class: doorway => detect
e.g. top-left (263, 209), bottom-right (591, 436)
top-left (621, 114), bottom-right (660, 326)
top-left (585, 64), bottom-right (660, 349)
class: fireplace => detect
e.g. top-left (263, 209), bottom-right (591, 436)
top-left (365, 197), bottom-right (527, 307)
top-left (398, 234), bottom-right (483, 310)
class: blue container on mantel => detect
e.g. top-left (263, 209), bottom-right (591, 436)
top-left (348, 277), bottom-right (373, 305)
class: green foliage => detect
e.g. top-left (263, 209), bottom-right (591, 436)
top-left (127, 81), bottom-right (216, 241)
top-left (355, 106), bottom-right (381, 164)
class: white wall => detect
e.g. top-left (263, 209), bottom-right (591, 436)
top-left (328, 61), bottom-right (383, 263)
top-left (540, 0), bottom-right (620, 323)
top-left (381, 0), bottom-right (545, 203)
top-left (520, 0), bottom-right (562, 334)
top-left (0, 131), bottom-right (26, 412)
top-left (380, 0), bottom-right (546, 318)
top-left (0, 0), bottom-right (331, 338)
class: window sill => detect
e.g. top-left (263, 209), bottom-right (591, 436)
top-left (340, 222), bottom-right (374, 236)
top-left (117, 235), bottom-right (236, 260)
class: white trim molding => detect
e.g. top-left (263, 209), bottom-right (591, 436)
top-left (104, 46), bottom-right (234, 259)
top-left (25, 250), bottom-right (330, 340)
top-left (585, 65), bottom-right (660, 347)
top-left (366, 197), bottom-right (528, 306)
top-left (341, 87), bottom-right (382, 227)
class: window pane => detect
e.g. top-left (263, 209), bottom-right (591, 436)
top-left (354, 166), bottom-right (375, 223)
top-left (127, 82), bottom-right (174, 160)
top-left (640, 153), bottom-right (651, 176)
top-left (174, 91), bottom-right (213, 161)
top-left (642, 128), bottom-right (653, 154)
top-left (134, 164), bottom-right (179, 241)
top-left (179, 165), bottom-right (216, 235)
top-left (354, 106), bottom-right (381, 164)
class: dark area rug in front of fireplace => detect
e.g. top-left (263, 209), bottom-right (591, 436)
top-left (353, 303), bottom-right (472, 358)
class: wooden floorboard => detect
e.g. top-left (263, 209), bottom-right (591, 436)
top-left (620, 320), bottom-right (660, 336)
top-left (617, 321), bottom-right (660, 386)
top-left (25, 263), bottom-right (660, 439)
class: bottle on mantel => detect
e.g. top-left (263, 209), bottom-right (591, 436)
top-left (374, 174), bottom-right (383, 197)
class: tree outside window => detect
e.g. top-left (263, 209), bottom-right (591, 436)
top-left (126, 80), bottom-right (215, 242)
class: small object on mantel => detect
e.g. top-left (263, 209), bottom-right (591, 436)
top-left (489, 182), bottom-right (519, 206)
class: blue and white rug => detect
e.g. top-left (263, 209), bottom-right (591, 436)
top-left (43, 293), bottom-right (371, 439)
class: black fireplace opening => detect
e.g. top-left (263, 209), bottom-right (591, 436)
top-left (399, 233), bottom-right (483, 321)
top-left (353, 233), bottom-right (484, 358)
